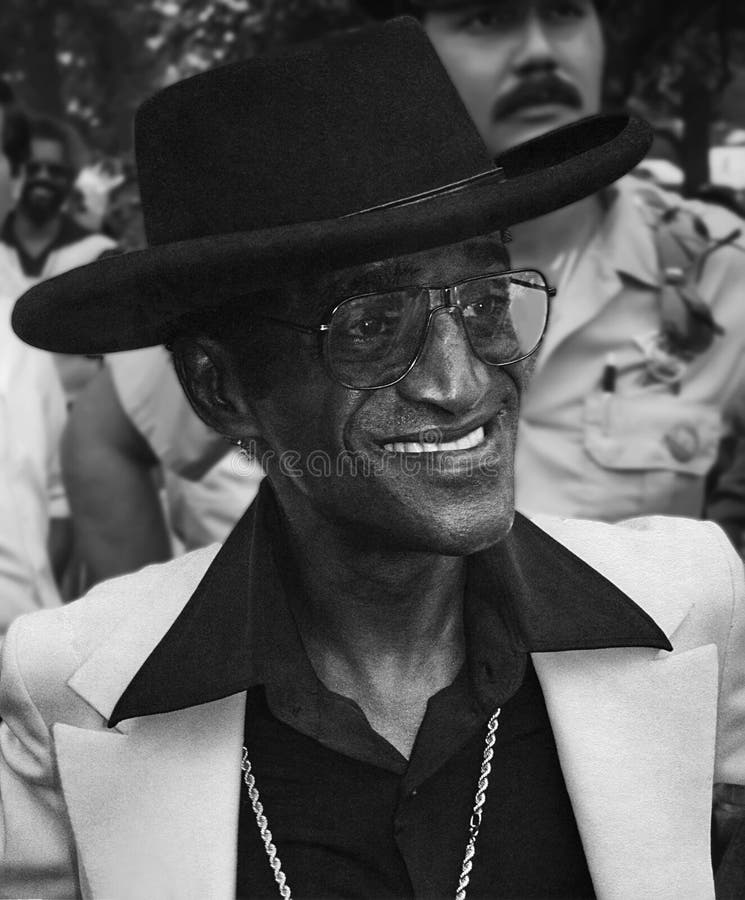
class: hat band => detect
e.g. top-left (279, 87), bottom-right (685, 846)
top-left (343, 166), bottom-right (505, 218)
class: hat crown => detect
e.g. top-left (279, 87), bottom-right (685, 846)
top-left (135, 17), bottom-right (495, 246)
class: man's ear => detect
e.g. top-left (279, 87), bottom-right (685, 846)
top-left (170, 334), bottom-right (261, 441)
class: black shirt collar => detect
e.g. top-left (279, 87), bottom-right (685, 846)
top-left (110, 481), bottom-right (670, 727)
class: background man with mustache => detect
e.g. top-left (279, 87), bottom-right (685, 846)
top-left (364, 0), bottom-right (745, 541)
top-left (0, 116), bottom-right (117, 403)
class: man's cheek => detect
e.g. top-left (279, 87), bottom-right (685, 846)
top-left (519, 355), bottom-right (537, 391)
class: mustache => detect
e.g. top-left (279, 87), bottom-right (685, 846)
top-left (24, 178), bottom-right (65, 195)
top-left (493, 76), bottom-right (583, 119)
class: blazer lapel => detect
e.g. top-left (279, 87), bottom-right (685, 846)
top-left (54, 691), bottom-right (246, 900)
top-left (533, 643), bottom-right (719, 900)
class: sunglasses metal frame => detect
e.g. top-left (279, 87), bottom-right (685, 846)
top-left (256, 268), bottom-right (556, 390)
top-left (25, 160), bottom-right (73, 180)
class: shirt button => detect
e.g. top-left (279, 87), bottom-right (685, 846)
top-left (664, 424), bottom-right (699, 463)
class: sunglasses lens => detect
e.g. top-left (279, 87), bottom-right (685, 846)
top-left (27, 161), bottom-right (70, 179)
top-left (327, 290), bottom-right (428, 389)
top-left (457, 270), bottom-right (549, 364)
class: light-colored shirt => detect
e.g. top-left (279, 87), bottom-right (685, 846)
top-left (0, 215), bottom-right (117, 404)
top-left (516, 176), bottom-right (745, 521)
top-left (0, 313), bottom-right (67, 635)
top-left (107, 346), bottom-right (262, 548)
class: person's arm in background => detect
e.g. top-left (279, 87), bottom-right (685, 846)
top-left (48, 517), bottom-right (73, 590)
top-left (705, 353), bottom-right (745, 555)
top-left (42, 351), bottom-right (74, 588)
top-left (695, 202), bottom-right (745, 556)
top-left (61, 365), bottom-right (171, 587)
top-left (704, 432), bottom-right (745, 555)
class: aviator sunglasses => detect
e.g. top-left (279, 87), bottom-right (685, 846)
top-left (256, 269), bottom-right (555, 390)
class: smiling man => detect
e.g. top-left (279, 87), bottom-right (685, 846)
top-left (2, 17), bottom-right (744, 900)
top-left (0, 116), bottom-right (117, 402)
top-left (62, 0), bottom-right (745, 590)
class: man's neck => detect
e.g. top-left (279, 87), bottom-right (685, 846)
top-left (278, 499), bottom-right (468, 756)
top-left (12, 208), bottom-right (63, 258)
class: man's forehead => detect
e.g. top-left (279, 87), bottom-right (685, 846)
top-left (327, 233), bottom-right (509, 291)
top-left (273, 233), bottom-right (509, 321)
top-left (30, 137), bottom-right (65, 161)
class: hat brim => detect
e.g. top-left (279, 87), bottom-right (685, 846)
top-left (13, 114), bottom-right (650, 354)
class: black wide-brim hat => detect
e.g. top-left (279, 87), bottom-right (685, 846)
top-left (13, 16), bottom-right (650, 354)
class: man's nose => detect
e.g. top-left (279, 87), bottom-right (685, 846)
top-left (396, 307), bottom-right (491, 414)
top-left (512, 13), bottom-right (558, 74)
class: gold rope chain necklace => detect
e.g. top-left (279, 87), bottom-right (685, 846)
top-left (241, 707), bottom-right (501, 900)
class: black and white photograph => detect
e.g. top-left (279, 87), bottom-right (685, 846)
top-left (0, 1), bottom-right (744, 897)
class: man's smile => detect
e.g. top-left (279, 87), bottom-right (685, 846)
top-left (382, 423), bottom-right (485, 454)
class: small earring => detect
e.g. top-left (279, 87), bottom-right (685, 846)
top-left (233, 438), bottom-right (255, 461)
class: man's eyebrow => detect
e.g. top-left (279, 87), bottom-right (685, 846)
top-left (302, 237), bottom-right (508, 319)
top-left (324, 259), bottom-right (423, 299)
top-left (460, 236), bottom-right (510, 270)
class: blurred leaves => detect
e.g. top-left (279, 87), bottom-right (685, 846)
top-left (0, 0), bottom-right (743, 189)
top-left (601, 0), bottom-right (745, 191)
top-left (604, 0), bottom-right (742, 110)
top-left (0, 0), bottom-right (364, 153)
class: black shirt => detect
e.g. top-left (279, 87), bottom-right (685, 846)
top-left (110, 481), bottom-right (670, 898)
top-left (238, 659), bottom-right (597, 899)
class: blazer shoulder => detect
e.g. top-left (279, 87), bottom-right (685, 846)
top-left (2, 544), bottom-right (220, 709)
top-left (531, 514), bottom-right (742, 641)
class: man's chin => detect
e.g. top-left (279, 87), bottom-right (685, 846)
top-left (20, 197), bottom-right (64, 226)
top-left (23, 207), bottom-right (61, 226)
top-left (364, 496), bottom-right (516, 556)
top-left (415, 516), bottom-right (514, 557)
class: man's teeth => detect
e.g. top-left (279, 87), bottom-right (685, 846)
top-left (383, 426), bottom-right (485, 454)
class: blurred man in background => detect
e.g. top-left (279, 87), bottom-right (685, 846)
top-left (0, 115), bottom-right (117, 402)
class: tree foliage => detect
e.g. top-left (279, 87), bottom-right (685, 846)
top-left (0, 1), bottom-right (365, 153)
top-left (604, 0), bottom-right (745, 190)
top-left (0, 0), bottom-right (743, 190)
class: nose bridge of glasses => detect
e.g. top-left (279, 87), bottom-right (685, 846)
top-left (422, 283), bottom-right (461, 330)
top-left (425, 284), bottom-right (454, 312)
top-left (421, 296), bottom-right (469, 353)
top-left (404, 295), bottom-right (490, 401)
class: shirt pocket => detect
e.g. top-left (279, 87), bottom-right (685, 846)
top-left (583, 391), bottom-right (723, 477)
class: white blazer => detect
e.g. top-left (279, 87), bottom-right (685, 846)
top-left (0, 515), bottom-right (744, 899)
